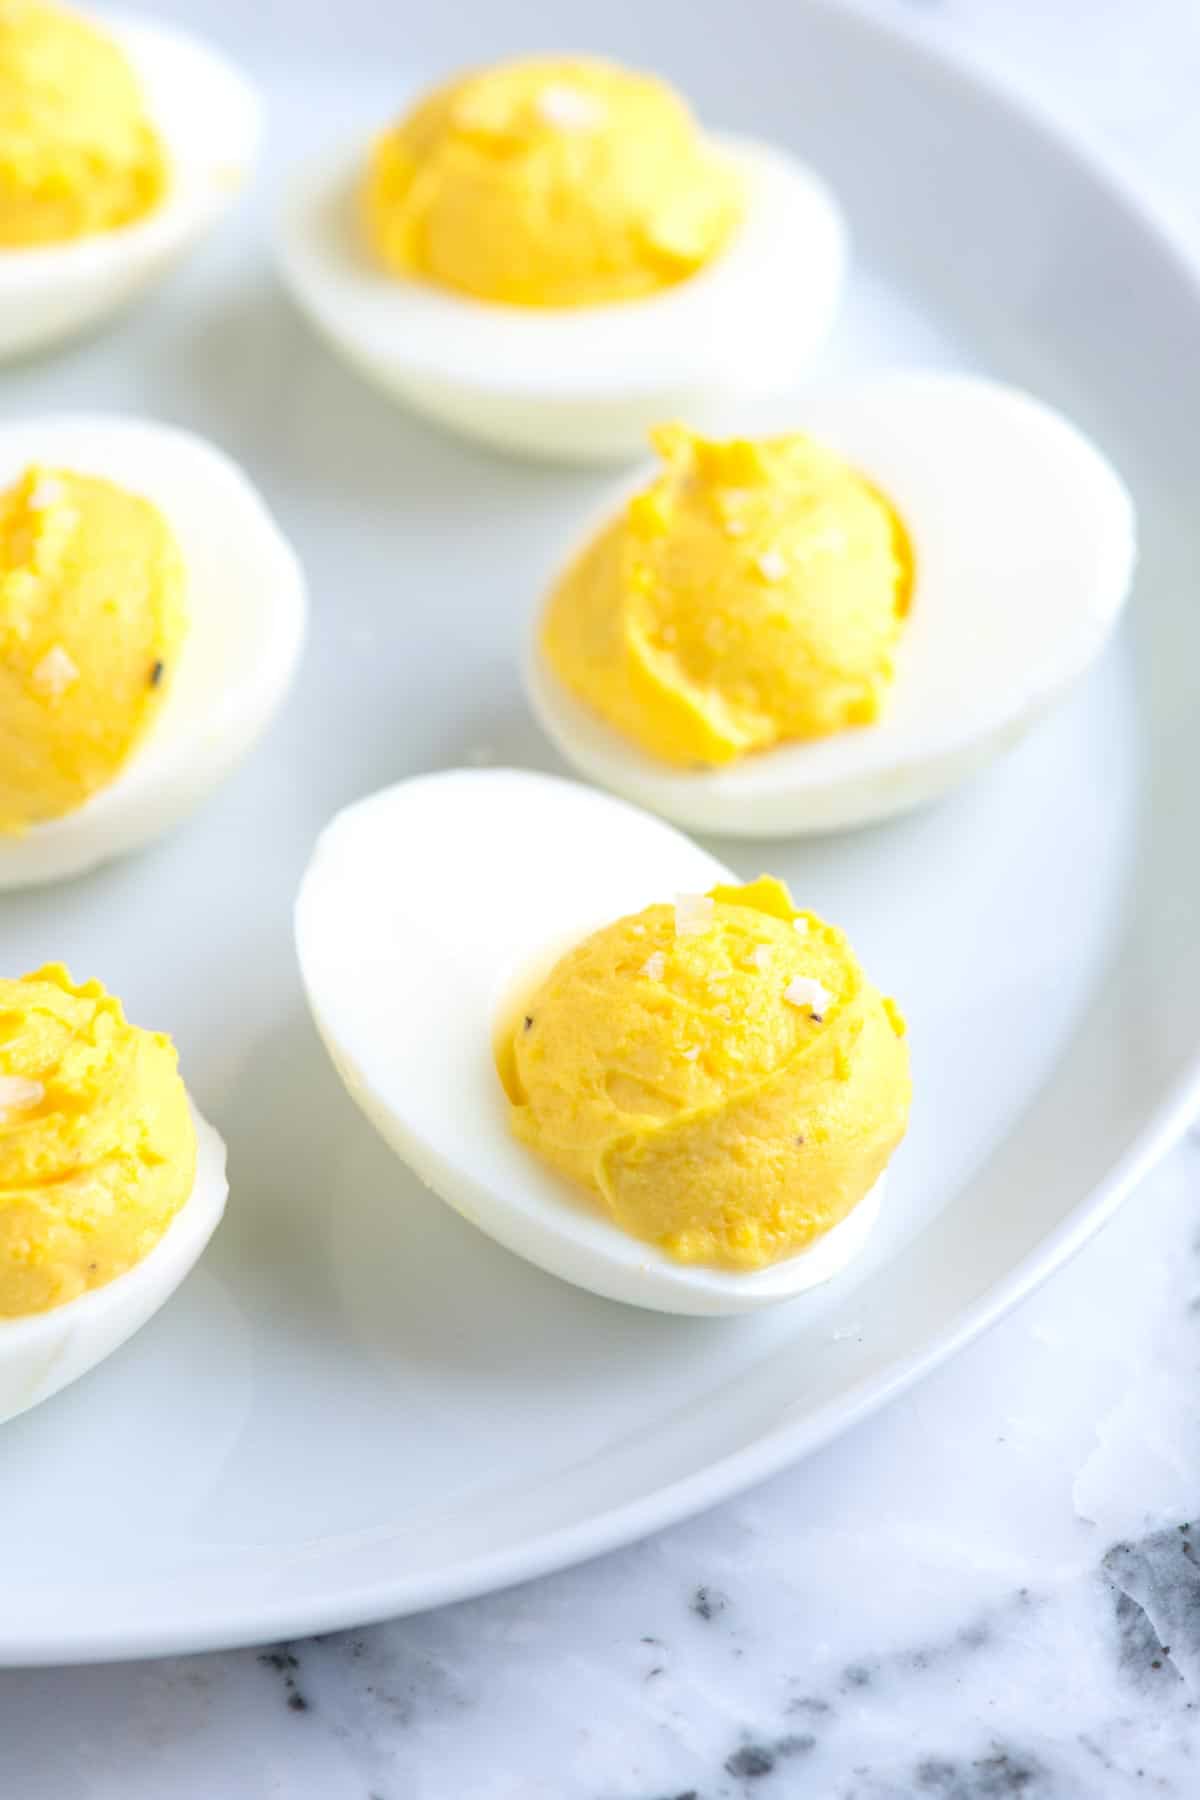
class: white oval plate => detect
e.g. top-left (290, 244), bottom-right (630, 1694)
top-left (0, 1), bottom-right (1197, 1663)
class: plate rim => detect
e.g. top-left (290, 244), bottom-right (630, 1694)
top-left (4, 0), bottom-right (1200, 1665)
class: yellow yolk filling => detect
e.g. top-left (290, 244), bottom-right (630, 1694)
top-left (362, 56), bottom-right (742, 307)
top-left (499, 878), bottom-right (910, 1271)
top-left (0, 1), bottom-right (167, 247)
top-left (0, 464), bottom-right (187, 833)
top-left (0, 965), bottom-right (196, 1318)
top-left (542, 425), bottom-right (913, 767)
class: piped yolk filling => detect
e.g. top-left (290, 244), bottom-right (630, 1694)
top-left (362, 55), bottom-right (742, 307)
top-left (0, 1), bottom-right (167, 247)
top-left (542, 424), bottom-right (913, 767)
top-left (0, 964), bottom-right (196, 1319)
top-left (0, 463), bottom-right (186, 834)
top-left (501, 877), bottom-right (910, 1270)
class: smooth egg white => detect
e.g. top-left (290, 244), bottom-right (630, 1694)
top-left (0, 1103), bottom-right (226, 1425)
top-left (0, 10), bottom-right (260, 359)
top-left (276, 134), bottom-right (847, 464)
top-left (525, 373), bottom-right (1138, 836)
top-left (295, 767), bottom-right (887, 1316)
top-left (0, 414), bottom-right (307, 890)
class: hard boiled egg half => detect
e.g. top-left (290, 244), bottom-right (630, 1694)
top-left (0, 967), bottom-right (227, 1425)
top-left (277, 55), bottom-right (845, 463)
top-left (526, 373), bottom-right (1137, 835)
top-left (0, 1107), bottom-right (225, 1424)
top-left (0, 5), bottom-right (260, 358)
top-left (0, 414), bottom-right (306, 889)
top-left (296, 769), bottom-right (909, 1316)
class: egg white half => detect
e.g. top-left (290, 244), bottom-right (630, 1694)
top-left (0, 10), bottom-right (260, 359)
top-left (0, 1103), bottom-right (226, 1426)
top-left (526, 372), bottom-right (1138, 836)
top-left (277, 134), bottom-right (846, 463)
top-left (295, 767), bottom-right (888, 1316)
top-left (0, 414), bottom-right (307, 890)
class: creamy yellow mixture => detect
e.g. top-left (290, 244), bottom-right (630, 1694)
top-left (0, 965), bottom-right (196, 1318)
top-left (362, 56), bottom-right (742, 307)
top-left (542, 425), bottom-right (913, 766)
top-left (499, 878), bottom-right (910, 1270)
top-left (0, 464), bottom-right (187, 833)
top-left (0, 0), bottom-right (167, 247)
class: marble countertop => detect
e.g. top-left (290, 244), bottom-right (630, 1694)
top-left (4, 2), bottom-right (1200, 1794)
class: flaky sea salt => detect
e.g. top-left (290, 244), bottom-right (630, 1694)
top-left (536, 85), bottom-right (605, 130)
top-left (793, 916), bottom-right (809, 935)
top-left (27, 477), bottom-right (64, 510)
top-left (784, 975), bottom-right (832, 1018)
top-left (642, 952), bottom-right (666, 981)
top-left (755, 549), bottom-right (788, 582)
top-left (674, 893), bottom-right (714, 938)
top-left (0, 1077), bottom-right (44, 1121)
top-left (753, 945), bottom-right (772, 971)
top-left (795, 524), bottom-right (849, 560)
top-left (31, 644), bottom-right (79, 698)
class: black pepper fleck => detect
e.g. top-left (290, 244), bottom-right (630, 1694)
top-left (523, 1015), bottom-right (534, 1031)
top-left (149, 659), bottom-right (165, 688)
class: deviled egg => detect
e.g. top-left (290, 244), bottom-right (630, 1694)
top-left (295, 768), bottom-right (910, 1316)
top-left (526, 373), bottom-right (1137, 835)
top-left (0, 414), bottom-right (306, 889)
top-left (277, 55), bottom-right (845, 463)
top-left (0, 964), bottom-right (226, 1424)
top-left (0, 1), bottom-right (260, 358)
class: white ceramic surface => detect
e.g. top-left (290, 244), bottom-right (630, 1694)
top-left (0, 0), bottom-right (1197, 1669)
